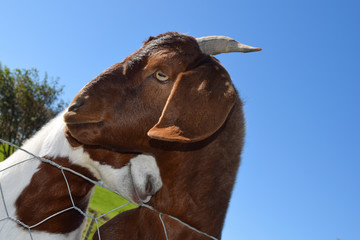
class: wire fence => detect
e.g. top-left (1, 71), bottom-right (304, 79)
top-left (0, 138), bottom-right (218, 240)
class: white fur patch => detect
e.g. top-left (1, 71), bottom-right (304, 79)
top-left (130, 155), bottom-right (163, 203)
top-left (95, 154), bottom-right (163, 204)
top-left (0, 110), bottom-right (162, 239)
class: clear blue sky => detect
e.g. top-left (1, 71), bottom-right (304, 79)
top-left (1, 0), bottom-right (359, 239)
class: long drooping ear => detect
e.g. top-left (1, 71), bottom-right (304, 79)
top-left (147, 57), bottom-right (236, 143)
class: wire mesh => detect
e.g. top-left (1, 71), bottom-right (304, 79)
top-left (0, 138), bottom-right (218, 240)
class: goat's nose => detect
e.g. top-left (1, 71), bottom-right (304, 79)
top-left (145, 175), bottom-right (155, 196)
top-left (129, 154), bottom-right (162, 204)
top-left (137, 174), bottom-right (162, 203)
top-left (68, 98), bottom-right (85, 112)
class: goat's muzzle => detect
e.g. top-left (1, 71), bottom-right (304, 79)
top-left (64, 95), bottom-right (103, 125)
top-left (63, 90), bottom-right (107, 147)
top-left (129, 155), bottom-right (162, 204)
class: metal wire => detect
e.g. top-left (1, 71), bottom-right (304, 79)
top-left (0, 138), bottom-right (219, 240)
top-left (159, 213), bottom-right (169, 240)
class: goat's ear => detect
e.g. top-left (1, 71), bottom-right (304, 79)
top-left (147, 58), bottom-right (236, 143)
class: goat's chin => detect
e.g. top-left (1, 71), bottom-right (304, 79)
top-left (64, 123), bottom-right (103, 148)
top-left (131, 192), bottom-right (152, 205)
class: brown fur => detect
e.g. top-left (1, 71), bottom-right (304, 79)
top-left (84, 146), bottom-right (138, 169)
top-left (64, 32), bottom-right (245, 239)
top-left (15, 150), bottom-right (138, 233)
top-left (15, 157), bottom-right (96, 233)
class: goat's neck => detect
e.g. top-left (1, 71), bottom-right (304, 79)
top-left (151, 100), bottom-right (244, 238)
top-left (95, 101), bottom-right (245, 240)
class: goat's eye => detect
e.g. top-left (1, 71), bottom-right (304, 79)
top-left (155, 71), bottom-right (169, 83)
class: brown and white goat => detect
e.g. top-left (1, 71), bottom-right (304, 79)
top-left (63, 32), bottom-right (261, 239)
top-left (0, 110), bottom-right (162, 240)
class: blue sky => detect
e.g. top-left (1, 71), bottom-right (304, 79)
top-left (1, 0), bottom-right (359, 239)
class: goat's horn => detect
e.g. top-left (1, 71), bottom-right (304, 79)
top-left (196, 36), bottom-right (262, 55)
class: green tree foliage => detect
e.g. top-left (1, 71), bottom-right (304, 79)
top-left (0, 63), bottom-right (67, 160)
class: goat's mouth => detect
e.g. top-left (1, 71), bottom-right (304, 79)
top-left (131, 190), bottom-right (151, 205)
top-left (131, 183), bottom-right (153, 205)
top-left (129, 175), bottom-right (151, 205)
top-left (65, 120), bottom-right (104, 126)
top-left (128, 158), bottom-right (162, 205)
top-left (64, 119), bottom-right (104, 148)
top-left (64, 111), bottom-right (103, 125)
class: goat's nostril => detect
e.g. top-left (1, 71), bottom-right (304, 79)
top-left (68, 98), bottom-right (85, 112)
top-left (145, 178), bottom-right (153, 196)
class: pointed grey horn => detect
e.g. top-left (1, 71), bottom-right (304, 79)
top-left (196, 36), bottom-right (262, 55)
